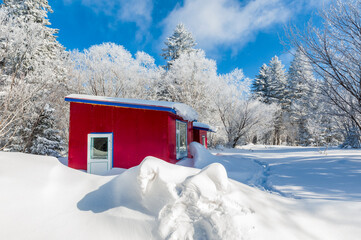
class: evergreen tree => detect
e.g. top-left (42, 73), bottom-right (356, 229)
top-left (28, 104), bottom-right (64, 157)
top-left (253, 56), bottom-right (288, 145)
top-left (0, 0), bottom-right (67, 153)
top-left (1, 0), bottom-right (64, 78)
top-left (288, 48), bottom-right (316, 145)
top-left (287, 48), bottom-right (314, 100)
top-left (251, 64), bottom-right (270, 103)
top-left (267, 56), bottom-right (288, 106)
top-left (252, 56), bottom-right (288, 106)
top-left (161, 23), bottom-right (197, 68)
top-left (157, 23), bottom-right (198, 100)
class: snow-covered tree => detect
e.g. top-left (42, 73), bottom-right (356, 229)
top-left (0, 0), bottom-right (67, 153)
top-left (159, 50), bottom-right (218, 123)
top-left (287, 48), bottom-right (317, 145)
top-left (252, 56), bottom-right (288, 106)
top-left (252, 64), bottom-right (270, 103)
top-left (161, 23), bottom-right (197, 69)
top-left (69, 43), bottom-right (163, 100)
top-left (287, 0), bottom-right (361, 147)
top-left (267, 56), bottom-right (288, 106)
top-left (253, 56), bottom-right (288, 145)
top-left (28, 104), bottom-right (64, 157)
top-left (215, 71), bottom-right (278, 147)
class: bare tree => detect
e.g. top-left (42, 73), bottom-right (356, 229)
top-left (287, 0), bottom-right (361, 145)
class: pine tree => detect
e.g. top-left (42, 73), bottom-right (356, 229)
top-left (1, 0), bottom-right (63, 78)
top-left (161, 23), bottom-right (197, 68)
top-left (288, 48), bottom-right (316, 145)
top-left (252, 64), bottom-right (270, 103)
top-left (252, 57), bottom-right (288, 106)
top-left (0, 0), bottom-right (67, 153)
top-left (253, 56), bottom-right (288, 145)
top-left (28, 104), bottom-right (64, 157)
top-left (157, 23), bottom-right (198, 100)
top-left (267, 56), bottom-right (288, 106)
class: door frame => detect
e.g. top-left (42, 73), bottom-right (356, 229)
top-left (87, 132), bottom-right (113, 174)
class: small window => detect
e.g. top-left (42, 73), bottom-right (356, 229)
top-left (202, 135), bottom-right (206, 146)
top-left (176, 121), bottom-right (187, 159)
top-left (90, 137), bottom-right (108, 159)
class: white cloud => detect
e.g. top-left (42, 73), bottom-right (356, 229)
top-left (161, 0), bottom-right (331, 54)
top-left (161, 0), bottom-right (292, 53)
top-left (67, 0), bottom-right (153, 30)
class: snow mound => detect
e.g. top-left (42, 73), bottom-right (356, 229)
top-left (134, 157), bottom-right (254, 239)
top-left (75, 155), bottom-right (255, 239)
top-left (157, 163), bottom-right (250, 240)
top-left (2, 151), bottom-right (361, 240)
top-left (181, 142), bottom-right (266, 187)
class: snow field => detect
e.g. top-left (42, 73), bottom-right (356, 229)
top-left (1, 146), bottom-right (361, 240)
top-left (0, 152), bottom-right (255, 239)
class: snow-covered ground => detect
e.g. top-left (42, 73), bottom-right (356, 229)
top-left (210, 144), bottom-right (361, 201)
top-left (1, 144), bottom-right (361, 239)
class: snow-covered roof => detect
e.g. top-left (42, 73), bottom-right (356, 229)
top-left (193, 122), bottom-right (216, 132)
top-left (65, 94), bottom-right (198, 121)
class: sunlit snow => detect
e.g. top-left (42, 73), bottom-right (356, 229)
top-left (1, 144), bottom-right (361, 240)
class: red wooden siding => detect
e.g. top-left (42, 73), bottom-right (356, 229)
top-left (68, 102), bottom-right (193, 170)
top-left (192, 129), bottom-right (208, 148)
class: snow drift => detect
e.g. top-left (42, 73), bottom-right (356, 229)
top-left (179, 142), bottom-right (266, 186)
top-left (1, 151), bottom-right (361, 240)
top-left (77, 156), bottom-right (255, 239)
top-left (0, 152), bottom-right (256, 239)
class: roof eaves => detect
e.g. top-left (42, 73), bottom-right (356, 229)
top-left (64, 96), bottom-right (177, 115)
top-left (193, 126), bottom-right (215, 132)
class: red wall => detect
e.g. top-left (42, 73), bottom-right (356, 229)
top-left (68, 102), bottom-right (192, 170)
top-left (193, 129), bottom-right (208, 148)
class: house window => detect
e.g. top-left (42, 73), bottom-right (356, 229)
top-left (176, 120), bottom-right (187, 159)
top-left (202, 135), bottom-right (206, 146)
top-left (90, 137), bottom-right (108, 159)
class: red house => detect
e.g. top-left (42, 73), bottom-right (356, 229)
top-left (65, 94), bottom-right (213, 174)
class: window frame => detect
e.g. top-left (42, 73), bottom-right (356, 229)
top-left (176, 120), bottom-right (188, 160)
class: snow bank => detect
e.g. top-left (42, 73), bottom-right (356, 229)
top-left (179, 142), bottom-right (266, 187)
top-left (137, 158), bottom-right (253, 239)
top-left (0, 152), bottom-right (255, 239)
top-left (1, 151), bottom-right (361, 240)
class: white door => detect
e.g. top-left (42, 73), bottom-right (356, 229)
top-left (87, 133), bottom-right (113, 174)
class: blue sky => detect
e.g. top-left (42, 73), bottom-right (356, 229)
top-left (50, 0), bottom-right (328, 78)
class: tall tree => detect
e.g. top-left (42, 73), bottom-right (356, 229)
top-left (287, 48), bottom-right (316, 145)
top-left (161, 23), bottom-right (197, 68)
top-left (69, 43), bottom-right (163, 99)
top-left (267, 56), bottom-right (288, 106)
top-left (0, 0), bottom-right (67, 152)
top-left (252, 56), bottom-right (288, 145)
top-left (160, 50), bottom-right (218, 123)
top-left (252, 64), bottom-right (270, 103)
top-left (28, 104), bottom-right (64, 157)
top-left (287, 0), bottom-right (361, 147)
